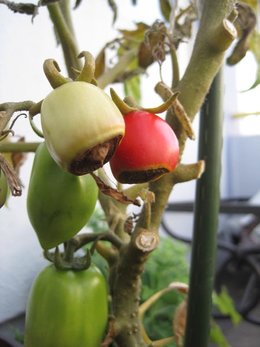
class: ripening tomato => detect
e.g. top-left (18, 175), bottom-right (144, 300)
top-left (41, 81), bottom-right (125, 175)
top-left (24, 264), bottom-right (108, 347)
top-left (110, 110), bottom-right (179, 183)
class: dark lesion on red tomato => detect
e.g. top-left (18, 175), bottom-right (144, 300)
top-left (69, 136), bottom-right (122, 175)
top-left (118, 167), bottom-right (169, 184)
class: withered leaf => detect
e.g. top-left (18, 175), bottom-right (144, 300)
top-left (227, 2), bottom-right (256, 66)
top-left (95, 48), bottom-right (106, 79)
top-left (91, 172), bottom-right (141, 206)
top-left (11, 137), bottom-right (26, 175)
top-left (0, 153), bottom-right (22, 196)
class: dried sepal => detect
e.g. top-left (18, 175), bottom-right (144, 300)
top-left (43, 59), bottom-right (71, 89)
top-left (76, 51), bottom-right (96, 84)
top-left (0, 153), bottom-right (22, 196)
top-left (173, 300), bottom-right (187, 347)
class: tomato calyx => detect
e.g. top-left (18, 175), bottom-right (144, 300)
top-left (110, 87), bottom-right (179, 115)
top-left (43, 51), bottom-right (97, 90)
top-left (43, 229), bottom-right (125, 271)
top-left (44, 243), bottom-right (92, 271)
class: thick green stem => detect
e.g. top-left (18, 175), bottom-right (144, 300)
top-left (184, 69), bottom-right (224, 347)
top-left (47, 1), bottom-right (81, 78)
top-left (111, 244), bottom-right (146, 347)
top-left (97, 49), bottom-right (137, 89)
top-left (0, 101), bottom-right (35, 113)
top-left (166, 1), bottom-right (236, 152)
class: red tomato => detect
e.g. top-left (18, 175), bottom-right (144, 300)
top-left (110, 110), bottom-right (179, 183)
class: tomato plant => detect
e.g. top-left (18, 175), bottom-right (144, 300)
top-left (24, 263), bottom-right (108, 347)
top-left (0, 0), bottom-right (247, 346)
top-left (109, 110), bottom-right (179, 183)
top-left (27, 142), bottom-right (98, 249)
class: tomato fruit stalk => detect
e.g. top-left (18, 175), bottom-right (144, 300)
top-left (109, 110), bottom-right (179, 183)
top-left (27, 143), bottom-right (98, 249)
top-left (24, 264), bottom-right (108, 347)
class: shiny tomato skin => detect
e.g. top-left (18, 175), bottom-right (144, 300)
top-left (110, 110), bottom-right (179, 183)
top-left (41, 81), bottom-right (125, 175)
top-left (27, 143), bottom-right (98, 249)
top-left (24, 264), bottom-right (108, 347)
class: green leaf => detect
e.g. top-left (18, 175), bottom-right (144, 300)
top-left (210, 321), bottom-right (231, 347)
top-left (212, 287), bottom-right (242, 325)
top-left (124, 74), bottom-right (141, 105)
top-left (74, 0), bottom-right (82, 9)
top-left (107, 0), bottom-right (118, 24)
top-left (249, 31), bottom-right (260, 63)
top-left (245, 65), bottom-right (260, 91)
top-left (244, 31), bottom-right (260, 90)
top-left (159, 0), bottom-right (172, 22)
top-left (95, 48), bottom-right (106, 79)
top-left (141, 237), bottom-right (189, 342)
top-left (119, 22), bottom-right (149, 42)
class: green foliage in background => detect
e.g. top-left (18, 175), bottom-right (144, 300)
top-left (141, 237), bottom-right (189, 344)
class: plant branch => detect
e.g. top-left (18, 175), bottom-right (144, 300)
top-left (111, 227), bottom-right (159, 347)
top-left (0, 101), bottom-right (35, 118)
top-left (155, 81), bottom-right (195, 140)
top-left (0, 0), bottom-right (38, 15)
top-left (145, 0), bottom-right (237, 233)
top-left (47, 1), bottom-right (81, 78)
top-left (172, 161), bottom-right (205, 185)
top-left (97, 48), bottom-right (138, 89)
top-left (233, 111), bottom-right (260, 118)
top-left (72, 231), bottom-right (124, 251)
top-left (0, 142), bottom-right (40, 152)
top-left (176, 1), bottom-right (236, 125)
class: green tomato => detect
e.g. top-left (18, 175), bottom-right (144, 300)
top-left (24, 264), bottom-right (108, 347)
top-left (27, 143), bottom-right (98, 249)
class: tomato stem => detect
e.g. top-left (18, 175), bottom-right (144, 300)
top-left (73, 231), bottom-right (124, 251)
top-left (0, 141), bottom-right (40, 153)
top-left (47, 1), bottom-right (81, 79)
